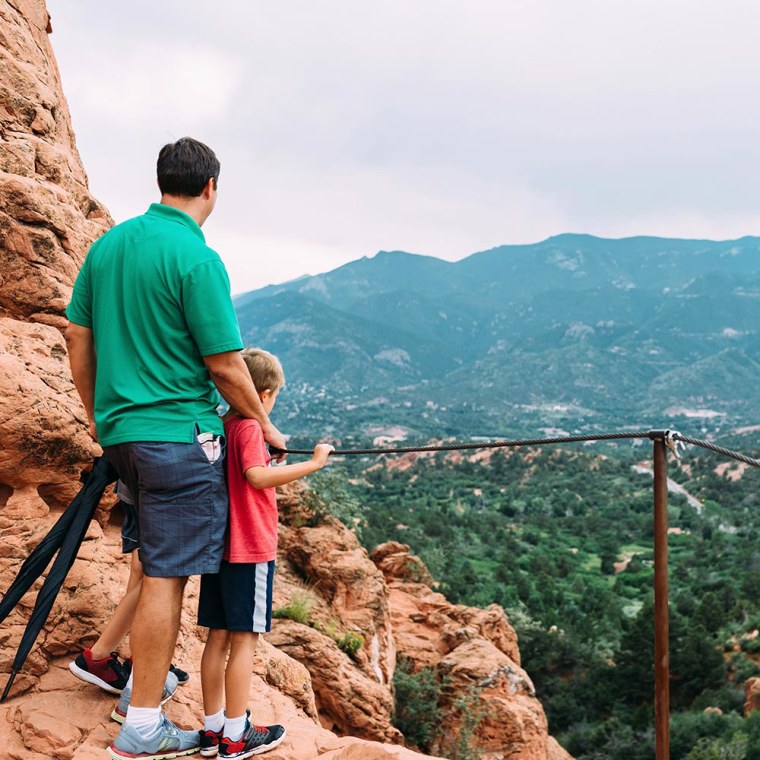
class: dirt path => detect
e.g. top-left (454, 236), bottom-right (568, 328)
top-left (631, 464), bottom-right (703, 513)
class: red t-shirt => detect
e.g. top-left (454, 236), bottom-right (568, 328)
top-left (223, 415), bottom-right (278, 563)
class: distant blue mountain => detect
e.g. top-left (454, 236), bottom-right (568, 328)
top-left (234, 234), bottom-right (760, 442)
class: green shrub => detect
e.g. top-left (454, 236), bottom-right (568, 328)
top-left (684, 733), bottom-right (749, 760)
top-left (311, 618), bottom-right (364, 659)
top-left (337, 630), bottom-right (364, 658)
top-left (392, 657), bottom-right (443, 752)
top-left (729, 651), bottom-right (760, 684)
top-left (670, 711), bottom-right (740, 758)
top-left (448, 688), bottom-right (487, 760)
top-left (272, 589), bottom-right (315, 625)
top-left (303, 470), bottom-right (367, 538)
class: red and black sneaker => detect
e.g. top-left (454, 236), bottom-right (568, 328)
top-left (200, 727), bottom-right (223, 757)
top-left (219, 720), bottom-right (286, 758)
top-left (69, 648), bottom-right (129, 694)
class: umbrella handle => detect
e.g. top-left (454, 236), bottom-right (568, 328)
top-left (1, 669), bottom-right (18, 703)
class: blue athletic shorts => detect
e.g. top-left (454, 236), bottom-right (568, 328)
top-left (197, 560), bottom-right (275, 633)
top-left (104, 438), bottom-right (228, 577)
top-left (120, 502), bottom-right (139, 554)
top-left (115, 480), bottom-right (139, 554)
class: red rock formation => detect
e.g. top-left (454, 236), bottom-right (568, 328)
top-left (373, 542), bottom-right (572, 760)
top-left (0, 0), bottom-right (110, 517)
top-left (271, 485), bottom-right (401, 743)
top-left (272, 491), bottom-right (571, 759)
top-left (0, 0), bottom-right (115, 724)
top-left (745, 677), bottom-right (760, 716)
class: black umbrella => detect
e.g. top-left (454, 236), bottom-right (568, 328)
top-left (0, 456), bottom-right (117, 702)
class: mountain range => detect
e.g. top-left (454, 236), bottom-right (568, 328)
top-left (233, 234), bottom-right (760, 444)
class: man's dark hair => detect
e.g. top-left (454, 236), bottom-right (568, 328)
top-left (157, 137), bottom-right (220, 197)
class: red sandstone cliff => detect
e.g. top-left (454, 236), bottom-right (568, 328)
top-left (1, 2), bottom-right (571, 758)
top-left (0, 0), bottom-right (110, 520)
top-left (274, 489), bottom-right (572, 760)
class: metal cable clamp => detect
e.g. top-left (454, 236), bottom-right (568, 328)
top-left (664, 429), bottom-right (685, 459)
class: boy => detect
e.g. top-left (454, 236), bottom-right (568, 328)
top-left (198, 348), bottom-right (333, 759)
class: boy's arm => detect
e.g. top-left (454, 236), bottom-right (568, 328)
top-left (246, 444), bottom-right (333, 489)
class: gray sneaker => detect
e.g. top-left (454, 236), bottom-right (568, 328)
top-left (111, 670), bottom-right (179, 723)
top-left (107, 714), bottom-right (201, 759)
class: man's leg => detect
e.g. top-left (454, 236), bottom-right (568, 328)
top-left (127, 574), bottom-right (187, 708)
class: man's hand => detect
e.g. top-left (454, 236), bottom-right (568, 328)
top-left (204, 351), bottom-right (288, 459)
top-left (263, 423), bottom-right (288, 462)
top-left (88, 419), bottom-right (99, 442)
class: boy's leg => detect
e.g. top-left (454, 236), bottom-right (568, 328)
top-left (224, 631), bottom-right (260, 722)
top-left (198, 571), bottom-right (230, 756)
top-left (220, 632), bottom-right (285, 757)
top-left (69, 527), bottom-right (143, 694)
top-left (91, 550), bottom-right (143, 660)
top-left (201, 628), bottom-right (230, 717)
top-left (218, 560), bottom-right (275, 723)
top-left (217, 562), bottom-right (285, 754)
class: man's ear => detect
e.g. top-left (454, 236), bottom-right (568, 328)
top-left (202, 177), bottom-right (215, 199)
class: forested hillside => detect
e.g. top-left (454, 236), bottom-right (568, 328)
top-left (309, 436), bottom-right (760, 759)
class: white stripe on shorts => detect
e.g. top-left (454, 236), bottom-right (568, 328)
top-left (252, 562), bottom-right (269, 632)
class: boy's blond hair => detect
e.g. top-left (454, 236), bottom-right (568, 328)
top-left (241, 347), bottom-right (285, 393)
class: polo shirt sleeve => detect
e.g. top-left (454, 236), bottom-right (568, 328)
top-left (181, 258), bottom-right (244, 356)
top-left (66, 254), bottom-right (93, 328)
top-left (237, 420), bottom-right (270, 473)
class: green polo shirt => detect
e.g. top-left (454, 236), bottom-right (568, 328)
top-left (66, 203), bottom-right (243, 446)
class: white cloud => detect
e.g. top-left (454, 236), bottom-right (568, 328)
top-left (47, 0), bottom-right (760, 292)
top-left (61, 42), bottom-right (242, 131)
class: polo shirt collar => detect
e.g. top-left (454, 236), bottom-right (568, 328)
top-left (146, 203), bottom-right (205, 242)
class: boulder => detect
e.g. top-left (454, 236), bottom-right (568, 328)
top-left (745, 677), bottom-right (760, 716)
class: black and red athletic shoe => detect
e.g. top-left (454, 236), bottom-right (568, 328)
top-left (218, 720), bottom-right (286, 758)
top-left (200, 727), bottom-right (223, 757)
top-left (69, 648), bottom-right (129, 694)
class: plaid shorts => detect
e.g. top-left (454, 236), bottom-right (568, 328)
top-left (104, 437), bottom-right (228, 577)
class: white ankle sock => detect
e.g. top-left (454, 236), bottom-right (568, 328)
top-left (125, 671), bottom-right (134, 690)
top-left (224, 713), bottom-right (247, 741)
top-left (125, 705), bottom-right (161, 737)
top-left (205, 708), bottom-right (225, 733)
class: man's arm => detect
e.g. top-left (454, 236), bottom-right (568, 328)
top-left (64, 322), bottom-right (98, 441)
top-left (203, 351), bottom-right (287, 453)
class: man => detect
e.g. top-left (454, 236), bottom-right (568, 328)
top-left (65, 137), bottom-right (286, 760)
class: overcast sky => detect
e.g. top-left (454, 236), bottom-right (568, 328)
top-left (47, 0), bottom-right (760, 294)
